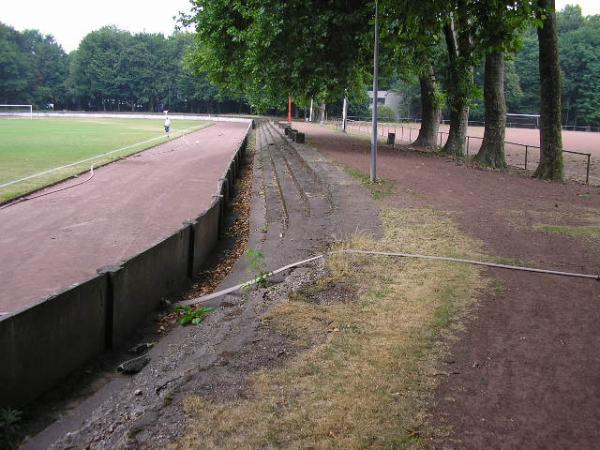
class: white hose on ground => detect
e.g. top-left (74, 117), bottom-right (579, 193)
top-left (179, 250), bottom-right (599, 307)
top-left (0, 165), bottom-right (95, 210)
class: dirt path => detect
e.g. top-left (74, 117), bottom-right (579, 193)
top-left (295, 122), bottom-right (600, 449)
top-left (22, 120), bottom-right (381, 449)
top-left (344, 121), bottom-right (600, 184)
top-left (0, 122), bottom-right (248, 314)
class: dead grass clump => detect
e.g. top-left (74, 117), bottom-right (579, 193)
top-left (173, 208), bottom-right (483, 450)
top-left (505, 208), bottom-right (600, 230)
top-left (534, 224), bottom-right (600, 239)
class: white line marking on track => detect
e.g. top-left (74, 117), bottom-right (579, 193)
top-left (0, 126), bottom-right (198, 190)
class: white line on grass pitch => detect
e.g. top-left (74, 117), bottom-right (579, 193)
top-left (0, 127), bottom-right (198, 190)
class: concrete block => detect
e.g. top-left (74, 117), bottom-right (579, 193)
top-left (0, 275), bottom-right (107, 407)
top-left (220, 176), bottom-right (230, 204)
top-left (191, 201), bottom-right (221, 276)
top-left (107, 225), bottom-right (192, 347)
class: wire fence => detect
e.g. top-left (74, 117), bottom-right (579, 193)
top-left (342, 115), bottom-right (600, 133)
top-left (328, 118), bottom-right (595, 185)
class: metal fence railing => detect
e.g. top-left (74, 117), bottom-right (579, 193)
top-left (327, 117), bottom-right (595, 185)
top-left (340, 115), bottom-right (600, 133)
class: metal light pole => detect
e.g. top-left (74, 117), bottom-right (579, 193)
top-left (342, 89), bottom-right (348, 132)
top-left (370, 0), bottom-right (379, 183)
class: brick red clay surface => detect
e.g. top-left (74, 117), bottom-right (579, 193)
top-left (0, 121), bottom-right (248, 314)
top-left (346, 121), bottom-right (600, 184)
top-left (295, 121), bottom-right (600, 449)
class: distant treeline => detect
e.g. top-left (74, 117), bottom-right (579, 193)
top-left (0, 23), bottom-right (249, 113)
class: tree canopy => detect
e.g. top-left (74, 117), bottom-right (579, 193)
top-left (0, 22), bottom-right (246, 113)
top-left (0, 23), bottom-right (68, 107)
top-left (187, 0), bottom-right (373, 112)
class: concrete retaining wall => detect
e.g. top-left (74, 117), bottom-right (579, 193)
top-left (0, 275), bottom-right (108, 407)
top-left (107, 225), bottom-right (192, 347)
top-left (191, 201), bottom-right (221, 277)
top-left (0, 124), bottom-right (250, 408)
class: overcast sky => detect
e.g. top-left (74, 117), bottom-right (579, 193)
top-left (2, 0), bottom-right (193, 52)
top-left (556, 0), bottom-right (600, 15)
top-left (2, 1), bottom-right (599, 53)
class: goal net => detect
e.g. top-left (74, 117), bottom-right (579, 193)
top-left (0, 104), bottom-right (33, 119)
top-left (506, 113), bottom-right (540, 129)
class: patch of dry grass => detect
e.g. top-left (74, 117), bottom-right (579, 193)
top-left (534, 224), bottom-right (600, 239)
top-left (342, 166), bottom-right (395, 200)
top-left (173, 209), bottom-right (483, 450)
top-left (503, 207), bottom-right (600, 243)
top-left (504, 208), bottom-right (600, 229)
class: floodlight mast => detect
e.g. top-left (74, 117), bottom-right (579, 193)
top-left (370, 0), bottom-right (379, 183)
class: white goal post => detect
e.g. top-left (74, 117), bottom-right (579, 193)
top-left (506, 113), bottom-right (540, 129)
top-left (0, 104), bottom-right (33, 119)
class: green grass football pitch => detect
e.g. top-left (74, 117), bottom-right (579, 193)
top-left (0, 117), bottom-right (210, 202)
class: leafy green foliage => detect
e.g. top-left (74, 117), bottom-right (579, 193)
top-left (0, 23), bottom-right (67, 108)
top-left (377, 105), bottom-right (396, 121)
top-left (67, 27), bottom-right (245, 113)
top-left (176, 305), bottom-right (215, 326)
top-left (508, 5), bottom-right (600, 127)
top-left (0, 408), bottom-right (21, 450)
top-left (187, 0), bottom-right (372, 112)
top-left (0, 22), bottom-right (246, 113)
top-left (246, 248), bottom-right (269, 288)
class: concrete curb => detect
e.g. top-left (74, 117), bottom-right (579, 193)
top-left (33, 112), bottom-right (253, 124)
top-left (0, 123), bottom-right (251, 408)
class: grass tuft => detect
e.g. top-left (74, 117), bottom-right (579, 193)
top-left (534, 224), bottom-right (600, 238)
top-left (342, 166), bottom-right (395, 200)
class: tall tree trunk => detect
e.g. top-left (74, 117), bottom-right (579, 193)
top-left (443, 19), bottom-right (472, 157)
top-left (476, 51), bottom-right (507, 168)
top-left (414, 65), bottom-right (441, 148)
top-left (535, 0), bottom-right (564, 180)
top-left (319, 102), bottom-right (326, 124)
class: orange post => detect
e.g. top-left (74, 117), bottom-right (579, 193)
top-left (288, 95), bottom-right (292, 124)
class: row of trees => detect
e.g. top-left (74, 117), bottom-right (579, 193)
top-left (187, 0), bottom-right (573, 180)
top-left (512, 5), bottom-right (600, 128)
top-left (0, 23), bottom-right (68, 108)
top-left (0, 23), bottom-right (246, 113)
top-left (1, 2), bottom-right (592, 180)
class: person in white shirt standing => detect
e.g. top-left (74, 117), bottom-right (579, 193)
top-left (164, 112), bottom-right (171, 138)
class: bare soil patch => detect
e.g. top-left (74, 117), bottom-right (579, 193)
top-left (296, 121), bottom-right (600, 449)
top-left (344, 121), bottom-right (600, 184)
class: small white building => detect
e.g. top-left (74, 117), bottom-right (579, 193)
top-left (367, 90), bottom-right (404, 118)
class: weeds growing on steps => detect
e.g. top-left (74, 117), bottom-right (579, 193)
top-left (176, 305), bottom-right (214, 326)
top-left (246, 248), bottom-right (269, 288)
top-left (0, 408), bottom-right (21, 450)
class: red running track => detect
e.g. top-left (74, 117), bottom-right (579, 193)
top-left (0, 121), bottom-right (248, 314)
